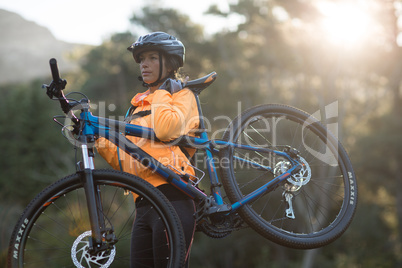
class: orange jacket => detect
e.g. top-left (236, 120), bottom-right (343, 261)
top-left (96, 88), bottom-right (199, 187)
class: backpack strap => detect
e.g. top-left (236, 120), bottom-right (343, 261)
top-left (124, 105), bottom-right (151, 122)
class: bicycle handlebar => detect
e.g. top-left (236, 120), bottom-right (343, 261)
top-left (50, 58), bottom-right (61, 82)
top-left (44, 58), bottom-right (79, 125)
top-left (44, 58), bottom-right (217, 135)
top-left (43, 58), bottom-right (67, 101)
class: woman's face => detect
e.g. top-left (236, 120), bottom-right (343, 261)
top-left (139, 51), bottom-right (169, 85)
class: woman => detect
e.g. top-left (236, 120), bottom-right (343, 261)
top-left (96, 32), bottom-right (199, 267)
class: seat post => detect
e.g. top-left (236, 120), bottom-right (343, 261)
top-left (194, 94), bottom-right (207, 136)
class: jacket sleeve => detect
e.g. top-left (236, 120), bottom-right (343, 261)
top-left (151, 89), bottom-right (199, 141)
top-left (95, 137), bottom-right (121, 170)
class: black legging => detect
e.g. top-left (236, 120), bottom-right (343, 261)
top-left (130, 188), bottom-right (196, 268)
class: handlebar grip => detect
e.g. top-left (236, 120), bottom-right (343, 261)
top-left (49, 58), bottom-right (61, 82)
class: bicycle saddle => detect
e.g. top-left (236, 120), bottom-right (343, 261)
top-left (185, 72), bottom-right (217, 95)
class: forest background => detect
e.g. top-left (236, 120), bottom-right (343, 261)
top-left (1, 0), bottom-right (402, 267)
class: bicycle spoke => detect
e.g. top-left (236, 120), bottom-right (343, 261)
top-left (220, 104), bottom-right (356, 249)
top-left (10, 171), bottom-right (186, 267)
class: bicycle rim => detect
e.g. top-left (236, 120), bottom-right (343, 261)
top-left (220, 104), bottom-right (357, 249)
top-left (8, 169), bottom-right (186, 268)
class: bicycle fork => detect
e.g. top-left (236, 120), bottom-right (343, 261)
top-left (79, 142), bottom-right (112, 253)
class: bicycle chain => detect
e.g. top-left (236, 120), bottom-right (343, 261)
top-left (196, 213), bottom-right (247, 239)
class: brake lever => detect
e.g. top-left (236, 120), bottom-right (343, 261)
top-left (42, 79), bottom-right (67, 99)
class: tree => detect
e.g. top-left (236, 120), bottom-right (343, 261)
top-left (3, 0), bottom-right (402, 266)
top-left (79, 32), bottom-right (140, 115)
top-left (0, 80), bottom-right (75, 204)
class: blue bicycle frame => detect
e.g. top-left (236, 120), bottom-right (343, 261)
top-left (44, 57), bottom-right (304, 251)
top-left (77, 96), bottom-right (302, 214)
top-left (34, 58), bottom-right (356, 254)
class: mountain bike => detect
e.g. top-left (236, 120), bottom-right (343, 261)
top-left (8, 58), bottom-right (357, 267)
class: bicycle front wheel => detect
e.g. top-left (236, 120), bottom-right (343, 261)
top-left (220, 104), bottom-right (357, 249)
top-left (8, 169), bottom-right (186, 268)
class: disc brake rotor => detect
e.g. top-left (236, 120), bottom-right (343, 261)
top-left (274, 156), bottom-right (312, 189)
top-left (287, 157), bottom-right (311, 187)
top-left (71, 230), bottom-right (116, 268)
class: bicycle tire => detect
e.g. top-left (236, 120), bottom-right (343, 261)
top-left (219, 104), bottom-right (357, 249)
top-left (8, 169), bottom-right (186, 268)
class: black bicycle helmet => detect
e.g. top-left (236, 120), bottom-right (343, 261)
top-left (127, 32), bottom-right (185, 67)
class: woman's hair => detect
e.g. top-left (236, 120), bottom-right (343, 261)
top-left (164, 52), bottom-right (184, 81)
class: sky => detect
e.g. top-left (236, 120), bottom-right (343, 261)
top-left (0, 0), bottom-right (378, 49)
top-left (0, 0), bottom-right (239, 45)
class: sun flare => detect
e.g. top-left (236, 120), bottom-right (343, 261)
top-left (317, 2), bottom-right (372, 47)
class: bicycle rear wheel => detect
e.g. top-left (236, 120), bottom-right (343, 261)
top-left (8, 169), bottom-right (186, 268)
top-left (220, 104), bottom-right (357, 249)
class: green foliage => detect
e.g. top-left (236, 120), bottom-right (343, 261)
top-left (79, 32), bottom-right (141, 115)
top-left (2, 1), bottom-right (402, 267)
top-left (0, 81), bottom-right (75, 205)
